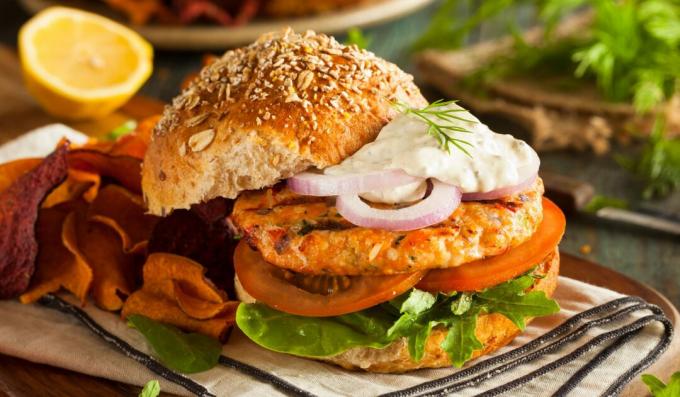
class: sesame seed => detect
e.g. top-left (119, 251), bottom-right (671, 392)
top-left (160, 28), bottom-right (417, 137)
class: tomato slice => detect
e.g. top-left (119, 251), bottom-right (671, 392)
top-left (416, 198), bottom-right (566, 292)
top-left (234, 241), bottom-right (426, 317)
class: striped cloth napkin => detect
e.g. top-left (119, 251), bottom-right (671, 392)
top-left (0, 276), bottom-right (672, 396)
top-left (0, 124), bottom-right (674, 396)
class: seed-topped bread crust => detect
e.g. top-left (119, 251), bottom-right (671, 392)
top-left (142, 28), bottom-right (427, 215)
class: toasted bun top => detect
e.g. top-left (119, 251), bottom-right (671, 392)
top-left (142, 29), bottom-right (427, 215)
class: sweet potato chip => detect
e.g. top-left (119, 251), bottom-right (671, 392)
top-left (69, 209), bottom-right (136, 311)
top-left (0, 145), bottom-right (68, 298)
top-left (43, 169), bottom-right (101, 208)
top-left (174, 281), bottom-right (235, 320)
top-left (122, 289), bottom-right (236, 342)
top-left (68, 149), bottom-right (142, 193)
top-left (19, 206), bottom-right (93, 305)
top-left (142, 253), bottom-right (227, 303)
top-left (121, 253), bottom-right (238, 339)
top-left (88, 185), bottom-right (158, 254)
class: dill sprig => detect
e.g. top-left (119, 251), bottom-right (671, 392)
top-left (394, 99), bottom-right (474, 156)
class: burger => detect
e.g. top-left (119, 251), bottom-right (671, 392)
top-left (142, 29), bottom-right (565, 372)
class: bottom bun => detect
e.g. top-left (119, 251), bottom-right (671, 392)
top-left (323, 248), bottom-right (560, 373)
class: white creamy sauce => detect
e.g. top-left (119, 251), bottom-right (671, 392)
top-left (324, 104), bottom-right (540, 204)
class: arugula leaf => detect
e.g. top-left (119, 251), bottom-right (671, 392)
top-left (106, 120), bottom-right (137, 141)
top-left (450, 293), bottom-right (472, 315)
top-left (127, 314), bottom-right (221, 374)
top-left (410, 320), bottom-right (440, 362)
top-left (139, 380), bottom-right (160, 397)
top-left (397, 289), bottom-right (437, 315)
top-left (440, 309), bottom-right (483, 368)
top-left (236, 272), bottom-right (559, 368)
top-left (642, 371), bottom-right (680, 397)
top-left (475, 275), bottom-right (560, 330)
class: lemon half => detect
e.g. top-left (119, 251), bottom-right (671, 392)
top-left (19, 7), bottom-right (153, 120)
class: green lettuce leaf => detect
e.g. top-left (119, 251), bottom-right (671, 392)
top-left (450, 293), bottom-right (473, 315)
top-left (127, 314), bottom-right (221, 374)
top-left (475, 275), bottom-right (560, 330)
top-left (236, 303), bottom-right (394, 357)
top-left (236, 272), bottom-right (559, 368)
top-left (440, 309), bottom-right (483, 368)
top-left (398, 288), bottom-right (438, 315)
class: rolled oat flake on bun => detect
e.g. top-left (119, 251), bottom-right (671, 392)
top-left (142, 28), bottom-right (426, 216)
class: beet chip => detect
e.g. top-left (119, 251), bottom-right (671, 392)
top-left (0, 144), bottom-right (68, 298)
top-left (148, 198), bottom-right (236, 298)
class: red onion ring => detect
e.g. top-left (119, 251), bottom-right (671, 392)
top-left (288, 169), bottom-right (423, 196)
top-left (461, 173), bottom-right (537, 201)
top-left (336, 180), bottom-right (461, 231)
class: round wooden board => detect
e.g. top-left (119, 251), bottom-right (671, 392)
top-left (0, 253), bottom-right (676, 396)
top-left (19, 0), bottom-right (435, 50)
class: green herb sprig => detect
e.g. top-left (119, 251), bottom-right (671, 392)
top-left (139, 380), bottom-right (161, 397)
top-left (642, 371), bottom-right (680, 397)
top-left (394, 99), bottom-right (475, 156)
top-left (344, 27), bottom-right (373, 50)
top-left (616, 117), bottom-right (680, 199)
top-left (105, 119), bottom-right (137, 141)
top-left (415, 0), bottom-right (680, 114)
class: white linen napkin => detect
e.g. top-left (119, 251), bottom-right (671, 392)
top-left (0, 123), bottom-right (88, 163)
top-left (0, 277), bottom-right (672, 396)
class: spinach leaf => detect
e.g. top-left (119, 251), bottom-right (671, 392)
top-left (127, 314), bottom-right (221, 374)
top-left (236, 303), bottom-right (394, 357)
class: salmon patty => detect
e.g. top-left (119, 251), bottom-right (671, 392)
top-left (231, 178), bottom-right (544, 275)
